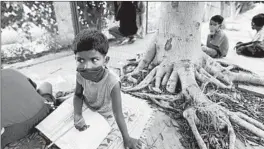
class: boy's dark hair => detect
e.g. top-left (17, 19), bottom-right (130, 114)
top-left (211, 15), bottom-right (224, 24)
top-left (252, 13), bottom-right (264, 27)
top-left (72, 29), bottom-right (109, 55)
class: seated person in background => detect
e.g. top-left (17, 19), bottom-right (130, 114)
top-left (1, 69), bottom-right (56, 148)
top-left (202, 15), bottom-right (229, 58)
top-left (108, 1), bottom-right (138, 45)
top-left (235, 13), bottom-right (264, 58)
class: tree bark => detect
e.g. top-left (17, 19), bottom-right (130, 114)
top-left (156, 2), bottom-right (203, 62)
top-left (122, 2), bottom-right (264, 149)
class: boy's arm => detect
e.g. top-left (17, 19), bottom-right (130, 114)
top-left (73, 81), bottom-right (84, 116)
top-left (111, 83), bottom-right (142, 149)
top-left (202, 45), bottom-right (220, 52)
top-left (110, 83), bottom-right (130, 141)
top-left (202, 35), bottom-right (218, 52)
top-left (236, 41), bottom-right (257, 48)
top-left (73, 80), bottom-right (88, 131)
top-left (203, 35), bottom-right (222, 56)
top-left (219, 35), bottom-right (229, 57)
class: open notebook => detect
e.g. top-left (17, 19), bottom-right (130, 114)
top-left (36, 96), bottom-right (111, 149)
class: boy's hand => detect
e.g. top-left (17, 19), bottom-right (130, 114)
top-left (124, 137), bottom-right (142, 149)
top-left (201, 46), bottom-right (207, 51)
top-left (235, 42), bottom-right (243, 49)
top-left (74, 114), bottom-right (88, 131)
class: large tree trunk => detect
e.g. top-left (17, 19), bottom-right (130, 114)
top-left (121, 2), bottom-right (264, 149)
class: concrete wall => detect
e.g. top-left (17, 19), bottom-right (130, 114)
top-left (53, 2), bottom-right (75, 46)
top-left (203, 2), bottom-right (221, 22)
top-left (203, 2), bottom-right (235, 22)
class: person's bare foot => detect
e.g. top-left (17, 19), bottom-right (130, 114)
top-left (135, 33), bottom-right (143, 39)
top-left (118, 37), bottom-right (129, 45)
top-left (128, 36), bottom-right (136, 44)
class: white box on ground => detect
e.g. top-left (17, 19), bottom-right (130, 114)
top-left (36, 97), bottom-right (111, 149)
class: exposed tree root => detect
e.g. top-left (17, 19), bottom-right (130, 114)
top-left (122, 67), bottom-right (157, 92)
top-left (216, 60), bottom-right (254, 74)
top-left (147, 97), bottom-right (178, 113)
top-left (202, 56), bottom-right (232, 87)
top-left (230, 72), bottom-right (264, 86)
top-left (121, 50), bottom-right (264, 149)
top-left (129, 92), bottom-right (183, 102)
top-left (226, 121), bottom-right (236, 149)
top-left (128, 92), bottom-right (182, 113)
top-left (229, 112), bottom-right (264, 138)
top-left (236, 112), bottom-right (264, 130)
top-left (183, 108), bottom-right (207, 149)
top-left (179, 64), bottom-right (264, 149)
top-left (195, 67), bottom-right (230, 89)
top-left (207, 91), bottom-right (239, 104)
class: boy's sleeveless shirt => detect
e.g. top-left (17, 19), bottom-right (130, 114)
top-left (76, 69), bottom-right (120, 115)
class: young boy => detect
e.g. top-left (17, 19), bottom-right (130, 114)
top-left (202, 15), bottom-right (229, 58)
top-left (235, 13), bottom-right (264, 57)
top-left (72, 29), bottom-right (142, 149)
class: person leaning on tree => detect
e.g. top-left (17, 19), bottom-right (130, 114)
top-left (202, 15), bottom-right (229, 58)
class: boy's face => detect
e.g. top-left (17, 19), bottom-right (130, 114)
top-left (251, 21), bottom-right (262, 31)
top-left (75, 50), bottom-right (109, 70)
top-left (209, 20), bottom-right (221, 35)
top-left (251, 21), bottom-right (257, 30)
